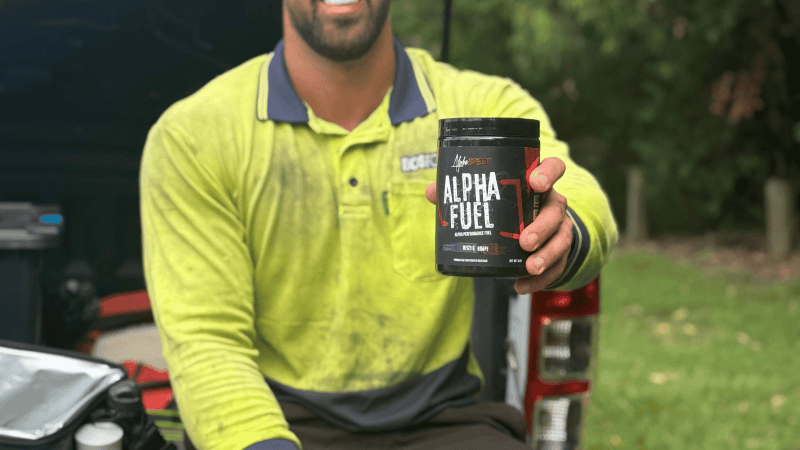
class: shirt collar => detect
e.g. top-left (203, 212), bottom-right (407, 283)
top-left (256, 37), bottom-right (436, 125)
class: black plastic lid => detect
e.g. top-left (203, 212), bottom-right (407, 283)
top-left (439, 117), bottom-right (540, 138)
top-left (107, 379), bottom-right (144, 419)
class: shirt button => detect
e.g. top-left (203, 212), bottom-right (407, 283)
top-left (349, 177), bottom-right (358, 187)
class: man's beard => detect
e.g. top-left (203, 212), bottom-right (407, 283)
top-left (287, 0), bottom-right (391, 62)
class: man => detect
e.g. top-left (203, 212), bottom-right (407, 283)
top-left (139, 0), bottom-right (618, 449)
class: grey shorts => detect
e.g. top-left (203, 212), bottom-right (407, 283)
top-left (184, 400), bottom-right (528, 450)
top-left (278, 400), bottom-right (528, 450)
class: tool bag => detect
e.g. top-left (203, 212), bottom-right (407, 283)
top-left (0, 340), bottom-right (174, 450)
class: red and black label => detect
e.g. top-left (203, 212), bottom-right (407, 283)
top-left (436, 146), bottom-right (540, 269)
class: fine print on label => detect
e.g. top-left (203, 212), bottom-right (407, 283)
top-left (436, 146), bottom-right (540, 270)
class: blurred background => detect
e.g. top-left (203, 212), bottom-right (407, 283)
top-left (1, 0), bottom-right (798, 449)
top-left (1, 0), bottom-right (283, 297)
top-left (394, 0), bottom-right (800, 238)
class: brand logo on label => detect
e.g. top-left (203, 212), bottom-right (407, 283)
top-left (441, 172), bottom-right (501, 231)
top-left (400, 153), bottom-right (437, 173)
top-left (451, 154), bottom-right (491, 173)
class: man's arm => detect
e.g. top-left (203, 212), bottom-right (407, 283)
top-left (491, 82), bottom-right (618, 292)
top-left (140, 113), bottom-right (301, 450)
top-left (514, 113), bottom-right (618, 292)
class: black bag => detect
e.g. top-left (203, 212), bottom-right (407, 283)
top-left (0, 340), bottom-right (174, 450)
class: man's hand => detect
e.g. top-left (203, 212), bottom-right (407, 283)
top-left (425, 157), bottom-right (573, 295)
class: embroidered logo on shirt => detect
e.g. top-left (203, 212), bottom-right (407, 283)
top-left (400, 153), bottom-right (437, 173)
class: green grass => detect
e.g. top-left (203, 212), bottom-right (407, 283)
top-left (584, 249), bottom-right (800, 450)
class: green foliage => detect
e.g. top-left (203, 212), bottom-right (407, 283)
top-left (392, 0), bottom-right (800, 234)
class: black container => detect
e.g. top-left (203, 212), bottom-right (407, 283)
top-left (0, 339), bottom-right (127, 450)
top-left (0, 203), bottom-right (64, 344)
top-left (436, 118), bottom-right (540, 277)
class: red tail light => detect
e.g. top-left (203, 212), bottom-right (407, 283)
top-left (524, 278), bottom-right (600, 449)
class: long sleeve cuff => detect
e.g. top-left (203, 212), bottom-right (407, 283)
top-left (546, 206), bottom-right (591, 290)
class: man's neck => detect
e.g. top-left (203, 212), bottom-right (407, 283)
top-left (283, 20), bottom-right (396, 132)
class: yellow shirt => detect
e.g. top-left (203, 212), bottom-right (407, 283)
top-left (140, 39), bottom-right (617, 450)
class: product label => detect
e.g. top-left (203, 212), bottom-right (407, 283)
top-left (436, 146), bottom-right (540, 269)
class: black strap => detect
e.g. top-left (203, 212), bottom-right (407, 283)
top-left (441, 0), bottom-right (453, 63)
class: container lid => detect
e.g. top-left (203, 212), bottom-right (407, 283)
top-left (0, 202), bottom-right (63, 250)
top-left (75, 422), bottom-right (124, 450)
top-left (439, 117), bottom-right (540, 138)
top-left (0, 340), bottom-right (126, 442)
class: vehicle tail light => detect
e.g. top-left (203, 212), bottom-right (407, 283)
top-left (538, 316), bottom-right (596, 381)
top-left (532, 393), bottom-right (586, 450)
top-left (520, 278), bottom-right (600, 449)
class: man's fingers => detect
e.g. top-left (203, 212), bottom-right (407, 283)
top-left (519, 189), bottom-right (568, 252)
top-left (425, 182), bottom-right (436, 204)
top-left (524, 216), bottom-right (573, 275)
top-left (514, 253), bottom-right (568, 294)
top-left (514, 216), bottom-right (573, 294)
top-left (528, 157), bottom-right (566, 193)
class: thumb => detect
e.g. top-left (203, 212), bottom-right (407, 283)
top-left (425, 182), bottom-right (437, 204)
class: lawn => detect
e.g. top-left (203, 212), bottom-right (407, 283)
top-left (584, 248), bottom-right (800, 450)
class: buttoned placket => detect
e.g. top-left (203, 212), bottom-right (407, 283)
top-left (337, 126), bottom-right (391, 208)
top-left (333, 123), bottom-right (392, 307)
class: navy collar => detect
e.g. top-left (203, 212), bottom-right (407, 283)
top-left (256, 38), bottom-right (435, 125)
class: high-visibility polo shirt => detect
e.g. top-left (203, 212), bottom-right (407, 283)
top-left (140, 38), bottom-right (618, 450)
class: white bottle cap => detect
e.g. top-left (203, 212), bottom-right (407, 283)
top-left (74, 422), bottom-right (124, 450)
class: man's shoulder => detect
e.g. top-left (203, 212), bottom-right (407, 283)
top-left (159, 54), bottom-right (269, 129)
top-left (405, 47), bottom-right (519, 91)
top-left (403, 47), bottom-right (532, 116)
top-left (403, 47), bottom-right (456, 83)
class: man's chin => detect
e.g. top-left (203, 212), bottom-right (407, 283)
top-left (310, 21), bottom-right (381, 61)
top-left (315, 41), bottom-right (374, 62)
top-left (289, 0), bottom-right (389, 62)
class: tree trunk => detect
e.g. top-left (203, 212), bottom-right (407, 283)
top-left (626, 166), bottom-right (647, 242)
top-left (765, 176), bottom-right (794, 260)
